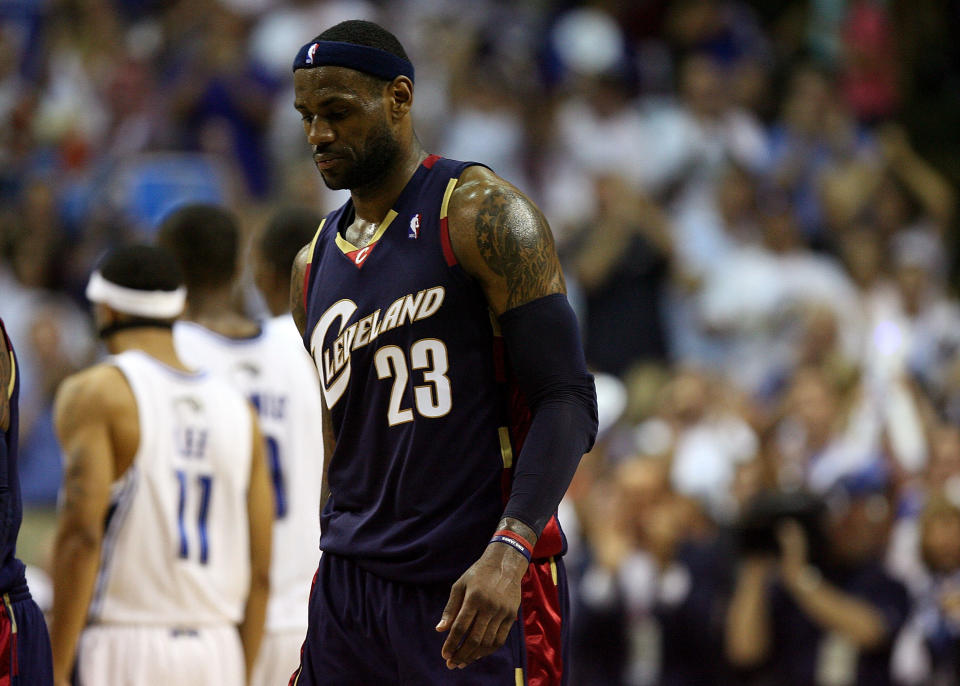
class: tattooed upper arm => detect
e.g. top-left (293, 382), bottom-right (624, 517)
top-left (447, 167), bottom-right (565, 315)
top-left (290, 243), bottom-right (313, 338)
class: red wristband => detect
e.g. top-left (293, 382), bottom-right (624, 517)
top-left (493, 529), bottom-right (534, 556)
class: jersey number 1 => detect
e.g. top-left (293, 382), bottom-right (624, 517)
top-left (175, 470), bottom-right (213, 564)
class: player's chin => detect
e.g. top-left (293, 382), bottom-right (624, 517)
top-left (317, 167), bottom-right (348, 191)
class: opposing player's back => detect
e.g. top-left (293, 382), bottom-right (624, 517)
top-left (173, 317), bottom-right (322, 629)
top-left (89, 350), bottom-right (253, 625)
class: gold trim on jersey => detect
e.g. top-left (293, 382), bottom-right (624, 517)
top-left (305, 218), bottom-right (326, 265)
top-left (487, 309), bottom-right (502, 336)
top-left (440, 178), bottom-right (458, 219)
top-left (550, 557), bottom-right (558, 585)
top-left (6, 351), bottom-right (14, 400)
top-left (334, 210), bottom-right (398, 256)
top-left (498, 427), bottom-right (514, 469)
top-left (3, 593), bottom-right (16, 634)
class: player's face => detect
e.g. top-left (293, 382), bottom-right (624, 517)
top-left (294, 67), bottom-right (403, 191)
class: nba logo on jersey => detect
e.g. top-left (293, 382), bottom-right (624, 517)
top-left (408, 214), bottom-right (420, 239)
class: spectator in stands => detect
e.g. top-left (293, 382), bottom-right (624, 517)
top-left (727, 477), bottom-right (909, 686)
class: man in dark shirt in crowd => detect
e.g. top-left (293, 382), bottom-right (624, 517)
top-left (726, 474), bottom-right (909, 686)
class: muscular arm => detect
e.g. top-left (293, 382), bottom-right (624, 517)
top-left (447, 167), bottom-right (565, 315)
top-left (50, 367), bottom-right (128, 683)
top-left (436, 167), bottom-right (597, 669)
top-left (239, 406), bottom-right (272, 682)
top-left (290, 242), bottom-right (336, 512)
top-left (290, 243), bottom-right (312, 339)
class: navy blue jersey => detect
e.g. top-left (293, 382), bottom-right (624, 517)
top-left (0, 319), bottom-right (26, 592)
top-left (303, 155), bottom-right (565, 584)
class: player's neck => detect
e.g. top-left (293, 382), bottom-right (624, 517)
top-left (350, 143), bottom-right (428, 224)
top-left (185, 290), bottom-right (261, 339)
top-left (107, 328), bottom-right (191, 372)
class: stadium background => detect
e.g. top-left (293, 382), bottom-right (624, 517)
top-left (3, 0), bottom-right (960, 683)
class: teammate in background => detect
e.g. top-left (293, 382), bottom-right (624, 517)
top-left (290, 20), bottom-right (598, 685)
top-left (49, 245), bottom-right (272, 685)
top-left (158, 204), bottom-right (325, 686)
top-left (0, 320), bottom-right (54, 684)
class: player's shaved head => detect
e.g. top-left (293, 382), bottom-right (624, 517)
top-left (157, 204), bottom-right (240, 293)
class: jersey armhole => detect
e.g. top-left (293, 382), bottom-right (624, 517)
top-left (303, 219), bottom-right (327, 312)
top-left (439, 177), bottom-right (459, 267)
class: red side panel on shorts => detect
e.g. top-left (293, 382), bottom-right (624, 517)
top-left (520, 559), bottom-right (563, 686)
top-left (0, 602), bottom-right (12, 685)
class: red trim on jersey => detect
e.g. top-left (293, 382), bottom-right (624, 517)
top-left (302, 263), bottom-right (312, 313)
top-left (521, 559), bottom-right (564, 686)
top-left (440, 216), bottom-right (457, 267)
top-left (422, 154), bottom-right (440, 169)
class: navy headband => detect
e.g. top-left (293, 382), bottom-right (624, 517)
top-left (293, 40), bottom-right (414, 83)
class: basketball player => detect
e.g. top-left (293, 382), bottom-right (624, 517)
top-left (0, 320), bottom-right (54, 684)
top-left (289, 20), bottom-right (598, 685)
top-left (158, 204), bottom-right (324, 686)
top-left (49, 245), bottom-right (273, 685)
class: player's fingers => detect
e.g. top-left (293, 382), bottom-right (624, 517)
top-left (436, 581), bottom-right (465, 633)
top-left (441, 600), bottom-right (476, 663)
top-left (448, 606), bottom-right (495, 667)
top-left (493, 614), bottom-right (515, 650)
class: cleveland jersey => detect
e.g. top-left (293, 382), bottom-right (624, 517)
top-left (0, 318), bottom-right (26, 593)
top-left (88, 351), bottom-right (253, 626)
top-left (303, 155), bottom-right (565, 584)
top-left (174, 317), bottom-right (323, 631)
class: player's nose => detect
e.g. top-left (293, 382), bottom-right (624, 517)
top-left (307, 118), bottom-right (335, 145)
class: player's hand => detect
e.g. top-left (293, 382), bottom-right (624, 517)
top-left (435, 541), bottom-right (528, 670)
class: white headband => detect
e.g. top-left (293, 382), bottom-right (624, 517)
top-left (86, 271), bottom-right (186, 318)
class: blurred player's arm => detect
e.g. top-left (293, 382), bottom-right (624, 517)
top-left (436, 167), bottom-right (597, 669)
top-left (291, 243), bottom-right (336, 510)
top-left (240, 405), bottom-right (272, 682)
top-left (50, 367), bottom-right (124, 683)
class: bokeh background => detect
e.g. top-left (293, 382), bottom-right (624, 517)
top-left (4, 0), bottom-right (960, 683)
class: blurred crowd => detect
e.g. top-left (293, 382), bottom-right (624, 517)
top-left (3, 0), bottom-right (960, 684)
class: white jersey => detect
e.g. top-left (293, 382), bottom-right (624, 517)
top-left (90, 350), bottom-right (253, 626)
top-left (175, 317), bottom-right (323, 631)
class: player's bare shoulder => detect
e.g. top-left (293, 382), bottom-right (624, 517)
top-left (445, 166), bottom-right (565, 316)
top-left (54, 364), bottom-right (135, 436)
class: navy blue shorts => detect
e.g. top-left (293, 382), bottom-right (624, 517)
top-left (289, 553), bottom-right (569, 686)
top-left (0, 583), bottom-right (53, 685)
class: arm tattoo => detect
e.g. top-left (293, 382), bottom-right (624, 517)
top-left (474, 189), bottom-right (564, 310)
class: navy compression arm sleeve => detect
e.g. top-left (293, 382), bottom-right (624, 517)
top-left (499, 293), bottom-right (598, 536)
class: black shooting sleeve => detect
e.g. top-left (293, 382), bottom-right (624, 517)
top-left (499, 293), bottom-right (598, 536)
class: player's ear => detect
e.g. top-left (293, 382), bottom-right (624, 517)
top-left (388, 76), bottom-right (413, 121)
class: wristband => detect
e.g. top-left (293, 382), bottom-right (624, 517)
top-left (489, 529), bottom-right (534, 562)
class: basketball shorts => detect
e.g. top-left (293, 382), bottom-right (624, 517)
top-left (74, 623), bottom-right (243, 685)
top-left (289, 552), bottom-right (569, 686)
top-left (251, 628), bottom-right (305, 686)
top-left (0, 583), bottom-right (53, 685)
